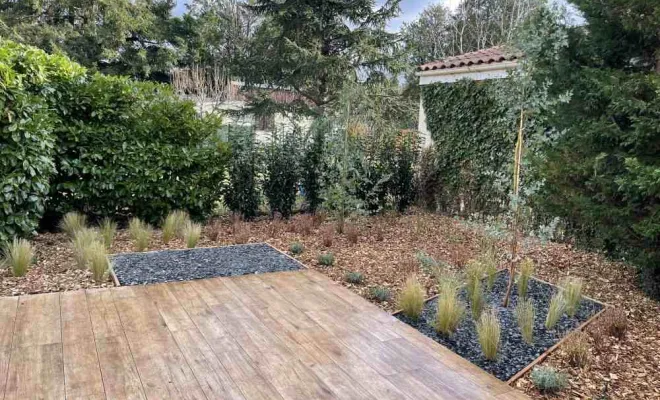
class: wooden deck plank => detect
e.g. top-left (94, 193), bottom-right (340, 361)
top-left (0, 297), bottom-right (18, 399)
top-left (4, 343), bottom-right (65, 400)
top-left (12, 293), bottom-right (61, 348)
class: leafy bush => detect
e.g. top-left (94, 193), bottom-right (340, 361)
top-left (183, 221), bottom-right (202, 249)
top-left (224, 127), bottom-right (260, 219)
top-left (289, 242), bottom-right (304, 255)
top-left (59, 212), bottom-right (88, 238)
top-left (1, 238), bottom-right (34, 277)
top-left (415, 146), bottom-right (441, 211)
top-left (530, 366), bottom-right (567, 394)
top-left (263, 132), bottom-right (300, 218)
top-left (301, 119), bottom-right (328, 213)
top-left (370, 286), bottom-right (391, 302)
top-left (515, 298), bottom-right (535, 344)
top-left (345, 271), bottom-right (365, 285)
top-left (545, 292), bottom-right (565, 329)
top-left (476, 309), bottom-right (501, 360)
top-left (318, 252), bottom-right (335, 266)
top-left (98, 218), bottom-right (117, 249)
top-left (398, 275), bottom-right (425, 320)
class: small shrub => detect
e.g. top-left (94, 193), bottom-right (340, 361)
top-left (295, 215), bottom-right (314, 235)
top-left (345, 271), bottom-right (364, 285)
top-left (545, 292), bottom-right (566, 329)
top-left (205, 219), bottom-right (223, 241)
top-left (561, 277), bottom-right (583, 317)
top-left (72, 228), bottom-right (102, 269)
top-left (318, 252), bottom-right (335, 266)
top-left (370, 286), bottom-right (391, 302)
top-left (600, 307), bottom-right (628, 339)
top-left (398, 275), bottom-right (425, 320)
top-left (345, 224), bottom-right (359, 244)
top-left (233, 222), bottom-right (251, 244)
top-left (84, 241), bottom-right (110, 283)
top-left (183, 221), bottom-right (202, 248)
top-left (530, 366), bottom-right (567, 394)
top-left (129, 218), bottom-right (152, 252)
top-left (1, 238), bottom-right (34, 277)
top-left (60, 212), bottom-right (88, 238)
top-left (517, 258), bottom-right (534, 299)
top-left (563, 331), bottom-right (590, 368)
top-left (476, 309), bottom-right (501, 360)
top-left (515, 298), bottom-right (536, 344)
top-left (289, 242), bottom-right (304, 255)
top-left (162, 210), bottom-right (189, 243)
top-left (98, 218), bottom-right (117, 249)
top-left (321, 226), bottom-right (333, 247)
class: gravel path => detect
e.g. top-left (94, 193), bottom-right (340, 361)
top-left (395, 271), bottom-right (603, 381)
top-left (111, 243), bottom-right (302, 285)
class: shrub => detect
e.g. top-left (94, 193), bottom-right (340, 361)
top-left (318, 252), bottom-right (335, 266)
top-left (84, 241), bottom-right (110, 283)
top-left (370, 286), bottom-right (391, 302)
top-left (232, 222), bottom-right (250, 245)
top-left (530, 366), bottom-right (567, 394)
top-left (415, 146), bottom-right (440, 211)
top-left (517, 258), bottom-right (534, 299)
top-left (545, 292), bottom-right (566, 329)
top-left (289, 242), bottom-right (304, 255)
top-left (162, 210), bottom-right (189, 244)
top-left (301, 120), bottom-right (327, 213)
top-left (205, 219), bottom-right (223, 241)
top-left (600, 307), bottom-right (628, 339)
top-left (321, 226), bottom-right (333, 247)
top-left (294, 215), bottom-right (314, 235)
top-left (476, 310), bottom-right (501, 360)
top-left (1, 238), bottom-right (34, 277)
top-left (183, 221), bottom-right (202, 249)
top-left (98, 218), bottom-right (117, 249)
top-left (345, 271), bottom-right (365, 285)
top-left (398, 275), bottom-right (425, 320)
top-left (263, 132), bottom-right (300, 218)
top-left (60, 212), bottom-right (88, 238)
top-left (345, 224), bottom-right (359, 244)
top-left (563, 331), bottom-right (590, 368)
top-left (515, 298), bottom-right (536, 344)
top-left (561, 277), bottom-right (583, 317)
top-left (128, 218), bottom-right (152, 252)
top-left (391, 130), bottom-right (420, 212)
top-left (224, 127), bottom-right (260, 219)
top-left (71, 228), bottom-right (102, 269)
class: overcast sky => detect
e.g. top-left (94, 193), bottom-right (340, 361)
top-left (172, 0), bottom-right (455, 31)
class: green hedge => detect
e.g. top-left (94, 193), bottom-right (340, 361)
top-left (0, 40), bottom-right (230, 238)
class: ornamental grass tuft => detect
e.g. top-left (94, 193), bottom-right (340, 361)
top-left (561, 277), bottom-right (583, 317)
top-left (183, 221), bottom-right (202, 248)
top-left (84, 241), bottom-right (110, 283)
top-left (98, 218), bottom-right (117, 249)
top-left (545, 292), bottom-right (566, 329)
top-left (162, 210), bottom-right (190, 244)
top-left (60, 211), bottom-right (87, 238)
top-left (397, 275), bottom-right (425, 321)
top-left (433, 275), bottom-right (465, 336)
top-left (129, 218), bottom-right (152, 252)
top-left (476, 309), bottom-right (501, 360)
top-left (1, 238), bottom-right (33, 277)
top-left (563, 331), bottom-right (590, 368)
top-left (517, 258), bottom-right (534, 299)
top-left (515, 298), bottom-right (535, 344)
top-left (72, 228), bottom-right (102, 269)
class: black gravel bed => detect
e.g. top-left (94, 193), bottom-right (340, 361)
top-left (395, 270), bottom-right (603, 381)
top-left (111, 243), bottom-right (302, 285)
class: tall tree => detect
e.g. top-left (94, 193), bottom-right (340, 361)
top-left (239, 0), bottom-right (404, 116)
top-left (401, 4), bottom-right (451, 66)
top-left (0, 0), bottom-right (179, 79)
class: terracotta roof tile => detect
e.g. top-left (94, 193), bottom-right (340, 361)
top-left (418, 46), bottom-right (519, 71)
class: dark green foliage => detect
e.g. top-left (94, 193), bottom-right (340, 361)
top-left (224, 127), bottom-right (260, 219)
top-left (421, 80), bottom-right (512, 215)
top-left (391, 131), bottom-right (420, 212)
top-left (301, 120), bottom-right (328, 213)
top-left (416, 147), bottom-right (441, 211)
top-left (263, 132), bottom-right (300, 218)
top-left (0, 41), bottom-right (84, 241)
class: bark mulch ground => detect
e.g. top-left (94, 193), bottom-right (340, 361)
top-left (1, 212), bottom-right (658, 399)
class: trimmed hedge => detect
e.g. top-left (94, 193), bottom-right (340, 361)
top-left (0, 40), bottom-right (230, 239)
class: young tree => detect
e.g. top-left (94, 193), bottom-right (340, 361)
top-left (240, 0), bottom-right (404, 116)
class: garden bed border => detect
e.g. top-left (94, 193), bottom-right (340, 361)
top-left (392, 270), bottom-right (610, 385)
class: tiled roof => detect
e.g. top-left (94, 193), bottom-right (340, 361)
top-left (419, 47), bottom-right (519, 71)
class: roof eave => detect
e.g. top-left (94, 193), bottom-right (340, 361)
top-left (416, 60), bottom-right (519, 77)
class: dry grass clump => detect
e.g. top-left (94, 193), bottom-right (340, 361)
top-left (517, 258), bottom-right (534, 299)
top-left (183, 221), bottom-right (202, 248)
top-left (397, 275), bottom-right (425, 321)
top-left (267, 217), bottom-right (284, 238)
top-left (232, 222), bottom-right (251, 244)
top-left (561, 277), bottom-right (583, 317)
top-left (128, 218), bottom-right (153, 252)
top-left (600, 307), bottom-right (628, 339)
top-left (84, 241), bottom-right (110, 283)
top-left (1, 238), bottom-right (34, 277)
top-left (162, 210), bottom-right (189, 243)
top-left (563, 331), bottom-right (590, 368)
top-left (345, 224), bottom-right (359, 244)
top-left (205, 219), bottom-right (223, 241)
top-left (98, 218), bottom-right (117, 249)
top-left (545, 292), bottom-right (566, 329)
top-left (321, 225), bottom-right (333, 247)
top-left (295, 215), bottom-right (314, 235)
top-left (434, 275), bottom-right (465, 336)
top-left (312, 211), bottom-right (327, 228)
top-left (60, 211), bottom-right (87, 237)
top-left (476, 309), bottom-right (501, 360)
top-left (515, 298), bottom-right (536, 344)
top-left (72, 228), bottom-right (102, 269)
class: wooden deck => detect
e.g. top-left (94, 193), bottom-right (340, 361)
top-left (0, 270), bottom-right (528, 399)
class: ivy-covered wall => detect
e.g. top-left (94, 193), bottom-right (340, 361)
top-left (421, 79), bottom-right (514, 215)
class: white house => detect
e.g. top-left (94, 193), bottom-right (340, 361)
top-left (417, 47), bottom-right (519, 147)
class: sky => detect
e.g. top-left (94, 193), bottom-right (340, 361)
top-left (172, 0), bottom-right (454, 31)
